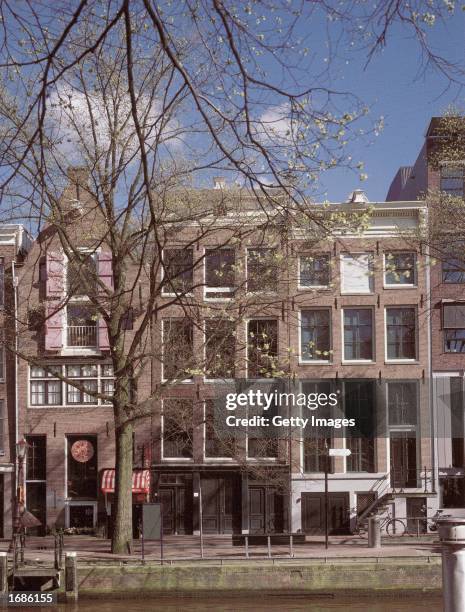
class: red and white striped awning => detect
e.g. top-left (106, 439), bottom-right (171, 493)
top-left (101, 469), bottom-right (150, 494)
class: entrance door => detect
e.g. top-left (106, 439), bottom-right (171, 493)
top-left (249, 486), bottom-right (285, 534)
top-left (26, 482), bottom-right (46, 536)
top-left (201, 476), bottom-right (239, 534)
top-left (159, 482), bottom-right (193, 534)
top-left (301, 492), bottom-right (350, 535)
top-left (390, 432), bottom-right (417, 488)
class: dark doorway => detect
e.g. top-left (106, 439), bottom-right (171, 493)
top-left (0, 475), bottom-right (4, 538)
top-left (69, 504), bottom-right (94, 528)
top-left (356, 492), bottom-right (377, 518)
top-left (159, 475), bottom-right (193, 534)
top-left (390, 432), bottom-right (417, 488)
top-left (406, 497), bottom-right (427, 534)
top-left (201, 476), bottom-right (241, 534)
top-left (249, 486), bottom-right (284, 534)
top-left (26, 482), bottom-right (46, 536)
top-left (301, 492), bottom-right (350, 535)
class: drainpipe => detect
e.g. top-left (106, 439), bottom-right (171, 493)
top-left (12, 261), bottom-right (20, 536)
top-left (424, 228), bottom-right (437, 498)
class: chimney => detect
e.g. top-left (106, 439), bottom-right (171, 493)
top-left (346, 189), bottom-right (369, 204)
top-left (67, 166), bottom-right (90, 187)
top-left (213, 176), bottom-right (226, 190)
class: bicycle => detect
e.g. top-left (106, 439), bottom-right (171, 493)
top-left (379, 508), bottom-right (407, 537)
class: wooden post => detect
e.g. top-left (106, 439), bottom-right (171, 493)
top-left (65, 552), bottom-right (78, 602)
top-left (0, 552), bottom-right (7, 594)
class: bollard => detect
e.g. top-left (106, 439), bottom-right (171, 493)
top-left (0, 552), bottom-right (7, 594)
top-left (368, 516), bottom-right (381, 548)
top-left (438, 517), bottom-right (465, 612)
top-left (64, 552), bottom-right (78, 602)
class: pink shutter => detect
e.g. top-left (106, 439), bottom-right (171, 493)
top-left (98, 251), bottom-right (113, 292)
top-left (98, 317), bottom-right (110, 350)
top-left (45, 303), bottom-right (63, 350)
top-left (46, 251), bottom-right (64, 297)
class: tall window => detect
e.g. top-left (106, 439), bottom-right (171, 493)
top-left (300, 310), bottom-right (331, 361)
top-left (302, 381), bottom-right (333, 472)
top-left (204, 400), bottom-right (234, 458)
top-left (205, 248), bottom-right (235, 299)
top-left (345, 381), bottom-right (375, 473)
top-left (162, 248), bottom-right (194, 294)
top-left (384, 252), bottom-right (416, 286)
top-left (388, 382), bottom-right (417, 427)
top-left (443, 303), bottom-right (465, 353)
top-left (26, 436), bottom-right (46, 481)
top-left (247, 319), bottom-right (278, 377)
top-left (341, 253), bottom-right (373, 294)
top-left (162, 399), bottom-right (193, 459)
top-left (441, 165), bottom-right (464, 197)
top-left (0, 400), bottom-right (4, 454)
top-left (299, 254), bottom-right (330, 288)
top-left (247, 248), bottom-right (278, 292)
top-left (386, 308), bottom-right (416, 360)
top-left (343, 309), bottom-right (373, 361)
top-left (66, 304), bottom-right (97, 348)
top-left (205, 319), bottom-right (235, 378)
top-left (162, 318), bottom-right (194, 380)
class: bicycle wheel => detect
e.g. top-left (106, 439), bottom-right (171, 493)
top-left (385, 518), bottom-right (406, 537)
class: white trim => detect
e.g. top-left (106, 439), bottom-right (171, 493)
top-left (160, 399), bottom-right (194, 462)
top-left (160, 246), bottom-right (194, 298)
top-left (202, 401), bottom-right (234, 461)
top-left (160, 318), bottom-right (194, 384)
top-left (245, 317), bottom-right (279, 379)
top-left (203, 246), bottom-right (235, 301)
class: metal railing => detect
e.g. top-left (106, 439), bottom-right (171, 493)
top-left (67, 325), bottom-right (97, 347)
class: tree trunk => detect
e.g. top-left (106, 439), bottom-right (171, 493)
top-left (111, 415), bottom-right (134, 554)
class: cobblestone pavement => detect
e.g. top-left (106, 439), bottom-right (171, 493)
top-left (0, 534), bottom-right (442, 564)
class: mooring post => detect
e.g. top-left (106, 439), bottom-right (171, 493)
top-left (0, 552), bottom-right (7, 594)
top-left (65, 552), bottom-right (78, 602)
top-left (368, 516), bottom-right (381, 548)
top-left (438, 517), bottom-right (465, 612)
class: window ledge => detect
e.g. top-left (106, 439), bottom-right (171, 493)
top-left (384, 360), bottom-right (418, 364)
top-left (383, 284), bottom-right (417, 290)
top-left (162, 457), bottom-right (194, 462)
top-left (61, 348), bottom-right (101, 357)
top-left (298, 360), bottom-right (332, 365)
top-left (298, 285), bottom-right (331, 291)
top-left (341, 360), bottom-right (375, 365)
top-left (340, 292), bottom-right (374, 296)
top-left (204, 378), bottom-right (235, 383)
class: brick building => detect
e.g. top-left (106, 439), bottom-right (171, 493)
top-left (387, 116), bottom-right (465, 515)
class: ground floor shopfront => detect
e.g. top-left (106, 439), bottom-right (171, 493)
top-left (151, 466), bottom-right (289, 535)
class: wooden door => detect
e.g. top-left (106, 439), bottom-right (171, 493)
top-left (249, 486), bottom-right (266, 533)
top-left (201, 477), bottom-right (235, 534)
top-left (159, 488), bottom-right (175, 534)
top-left (26, 482), bottom-right (46, 536)
top-left (301, 492), bottom-right (350, 535)
top-left (390, 433), bottom-right (417, 488)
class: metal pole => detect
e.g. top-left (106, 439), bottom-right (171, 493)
top-left (439, 517), bottom-right (465, 612)
top-left (325, 447), bottom-right (329, 550)
top-left (199, 482), bottom-right (204, 559)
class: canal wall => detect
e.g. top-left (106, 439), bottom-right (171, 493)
top-left (69, 558), bottom-right (442, 596)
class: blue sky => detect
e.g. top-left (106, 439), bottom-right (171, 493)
top-left (310, 9), bottom-right (465, 203)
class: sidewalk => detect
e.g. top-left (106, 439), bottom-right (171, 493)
top-left (0, 534), bottom-right (442, 564)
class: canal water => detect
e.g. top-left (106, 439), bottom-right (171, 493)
top-left (23, 594), bottom-right (443, 611)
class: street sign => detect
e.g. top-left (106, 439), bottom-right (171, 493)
top-left (328, 448), bottom-right (351, 457)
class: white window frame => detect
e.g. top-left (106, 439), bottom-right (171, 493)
top-left (161, 399), bottom-right (194, 462)
top-left (203, 401), bottom-right (235, 462)
top-left (298, 309), bottom-right (332, 364)
top-left (28, 364), bottom-right (114, 408)
top-left (246, 247), bottom-right (278, 294)
top-left (203, 247), bottom-right (235, 301)
top-left (340, 252), bottom-right (374, 295)
top-left (245, 318), bottom-right (279, 379)
top-left (161, 247), bottom-right (194, 297)
top-left (161, 318), bottom-right (194, 383)
top-left (203, 319), bottom-right (235, 382)
top-left (384, 306), bottom-right (418, 363)
top-left (341, 307), bottom-right (375, 363)
top-left (383, 252), bottom-right (417, 289)
top-left (298, 254), bottom-right (331, 290)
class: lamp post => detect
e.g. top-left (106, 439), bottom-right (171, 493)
top-left (14, 438), bottom-right (27, 536)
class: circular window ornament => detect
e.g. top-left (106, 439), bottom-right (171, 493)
top-left (71, 439), bottom-right (94, 463)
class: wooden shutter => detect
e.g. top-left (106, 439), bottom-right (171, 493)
top-left (46, 251), bottom-right (64, 297)
top-left (97, 251), bottom-right (113, 292)
top-left (45, 303), bottom-right (63, 350)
